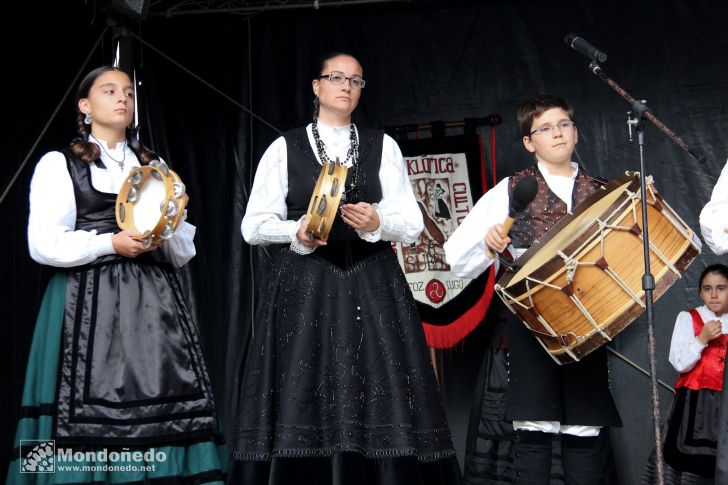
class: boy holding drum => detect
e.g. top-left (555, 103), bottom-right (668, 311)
top-left (445, 95), bottom-right (621, 484)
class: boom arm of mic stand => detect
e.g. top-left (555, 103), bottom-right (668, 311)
top-left (588, 61), bottom-right (704, 164)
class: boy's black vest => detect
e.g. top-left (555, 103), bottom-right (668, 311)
top-left (507, 165), bottom-right (605, 250)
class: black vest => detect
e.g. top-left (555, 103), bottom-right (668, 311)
top-left (61, 148), bottom-right (120, 235)
top-left (284, 126), bottom-right (384, 242)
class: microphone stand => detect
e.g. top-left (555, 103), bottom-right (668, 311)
top-left (584, 60), bottom-right (701, 485)
top-left (627, 106), bottom-right (665, 484)
top-left (588, 61), bottom-right (703, 164)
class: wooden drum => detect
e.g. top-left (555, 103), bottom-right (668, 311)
top-left (495, 173), bottom-right (701, 364)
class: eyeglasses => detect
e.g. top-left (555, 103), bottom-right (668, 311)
top-left (319, 71), bottom-right (366, 89)
top-left (529, 120), bottom-right (576, 137)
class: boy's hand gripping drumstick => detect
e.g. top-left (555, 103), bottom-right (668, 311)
top-left (486, 176), bottom-right (538, 259)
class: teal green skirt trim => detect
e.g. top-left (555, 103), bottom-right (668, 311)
top-left (7, 274), bottom-right (228, 484)
top-left (20, 273), bottom-right (65, 408)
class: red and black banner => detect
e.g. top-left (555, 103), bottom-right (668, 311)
top-left (392, 129), bottom-right (496, 349)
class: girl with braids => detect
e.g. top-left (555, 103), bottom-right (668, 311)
top-left (6, 67), bottom-right (226, 484)
top-left (231, 52), bottom-right (462, 484)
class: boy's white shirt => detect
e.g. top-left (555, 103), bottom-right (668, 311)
top-left (444, 161), bottom-right (579, 279)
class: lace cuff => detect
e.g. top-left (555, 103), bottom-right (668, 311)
top-left (357, 203), bottom-right (383, 242)
top-left (289, 216), bottom-right (316, 255)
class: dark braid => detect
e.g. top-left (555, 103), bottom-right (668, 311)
top-left (129, 131), bottom-right (157, 165)
top-left (69, 66), bottom-right (156, 165)
top-left (70, 111), bottom-right (101, 163)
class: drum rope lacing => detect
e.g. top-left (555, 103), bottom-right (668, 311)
top-left (499, 181), bottom-right (687, 359)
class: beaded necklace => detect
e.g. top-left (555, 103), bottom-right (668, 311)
top-left (311, 118), bottom-right (362, 203)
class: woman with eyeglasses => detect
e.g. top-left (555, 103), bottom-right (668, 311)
top-left (231, 52), bottom-right (462, 484)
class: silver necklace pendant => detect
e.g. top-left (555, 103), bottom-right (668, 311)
top-left (90, 135), bottom-right (127, 170)
top-left (112, 158), bottom-right (125, 171)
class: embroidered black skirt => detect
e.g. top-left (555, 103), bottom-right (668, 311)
top-left (231, 242), bottom-right (461, 484)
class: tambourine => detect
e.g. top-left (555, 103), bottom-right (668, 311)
top-left (115, 159), bottom-right (189, 248)
top-left (306, 160), bottom-right (349, 240)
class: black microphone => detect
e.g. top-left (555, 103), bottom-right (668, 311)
top-left (486, 176), bottom-right (538, 258)
top-left (509, 176), bottom-right (538, 216)
top-left (564, 33), bottom-right (607, 63)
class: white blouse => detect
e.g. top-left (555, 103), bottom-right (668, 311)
top-left (444, 162), bottom-right (579, 279)
top-left (669, 305), bottom-right (728, 373)
top-left (27, 137), bottom-right (196, 268)
top-left (700, 159), bottom-right (728, 255)
top-left (241, 119), bottom-right (423, 254)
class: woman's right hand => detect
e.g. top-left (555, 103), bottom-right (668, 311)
top-left (698, 319), bottom-right (723, 344)
top-left (484, 224), bottom-right (511, 255)
top-left (112, 230), bottom-right (161, 258)
top-left (296, 218), bottom-right (327, 249)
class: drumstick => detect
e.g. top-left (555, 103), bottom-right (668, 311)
top-left (486, 176), bottom-right (538, 259)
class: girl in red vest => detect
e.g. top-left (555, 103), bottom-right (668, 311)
top-left (663, 263), bottom-right (728, 476)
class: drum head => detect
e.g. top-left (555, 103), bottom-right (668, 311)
top-left (500, 174), bottom-right (638, 289)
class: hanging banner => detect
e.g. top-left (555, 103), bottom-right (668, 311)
top-left (396, 151), bottom-right (473, 304)
top-left (393, 133), bottom-right (496, 349)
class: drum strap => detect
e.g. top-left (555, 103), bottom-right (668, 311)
top-left (496, 249), bottom-right (518, 274)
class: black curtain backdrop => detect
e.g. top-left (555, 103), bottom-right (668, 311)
top-left (3, 1), bottom-right (728, 483)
